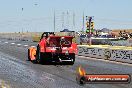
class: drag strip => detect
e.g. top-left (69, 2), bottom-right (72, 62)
top-left (0, 47), bottom-right (83, 88)
top-left (0, 39), bottom-right (132, 88)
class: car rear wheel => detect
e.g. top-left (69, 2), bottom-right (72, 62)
top-left (69, 54), bottom-right (75, 65)
top-left (28, 49), bottom-right (31, 61)
top-left (69, 60), bottom-right (75, 65)
top-left (36, 45), bottom-right (42, 64)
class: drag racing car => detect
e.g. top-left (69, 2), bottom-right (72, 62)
top-left (28, 32), bottom-right (77, 65)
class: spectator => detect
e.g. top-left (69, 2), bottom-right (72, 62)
top-left (119, 31), bottom-right (122, 37)
top-left (123, 30), bottom-right (126, 34)
top-left (129, 33), bottom-right (132, 38)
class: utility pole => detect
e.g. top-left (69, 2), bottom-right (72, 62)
top-left (66, 11), bottom-right (69, 30)
top-left (62, 12), bottom-right (64, 30)
top-left (22, 8), bottom-right (24, 34)
top-left (73, 11), bottom-right (75, 30)
top-left (82, 12), bottom-right (84, 32)
top-left (54, 11), bottom-right (56, 32)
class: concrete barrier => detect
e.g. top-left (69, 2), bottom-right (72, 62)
top-left (109, 48), bottom-right (132, 63)
top-left (78, 45), bottom-right (107, 59)
top-left (78, 45), bottom-right (132, 64)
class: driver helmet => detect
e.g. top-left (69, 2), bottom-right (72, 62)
top-left (60, 37), bottom-right (65, 42)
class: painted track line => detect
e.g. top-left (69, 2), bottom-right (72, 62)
top-left (24, 45), bottom-right (28, 47)
top-left (17, 44), bottom-right (21, 46)
top-left (4, 42), bottom-right (8, 44)
top-left (11, 43), bottom-right (15, 45)
top-left (31, 46), bottom-right (36, 48)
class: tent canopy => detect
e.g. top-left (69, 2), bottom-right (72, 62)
top-left (60, 29), bottom-right (74, 32)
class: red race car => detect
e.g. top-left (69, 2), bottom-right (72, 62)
top-left (28, 32), bottom-right (77, 65)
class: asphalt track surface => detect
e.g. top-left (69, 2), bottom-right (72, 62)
top-left (0, 38), bottom-right (132, 88)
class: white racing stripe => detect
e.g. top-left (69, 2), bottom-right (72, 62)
top-left (11, 43), bottom-right (15, 45)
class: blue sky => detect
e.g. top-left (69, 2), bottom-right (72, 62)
top-left (0, 0), bottom-right (132, 32)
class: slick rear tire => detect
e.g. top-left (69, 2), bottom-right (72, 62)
top-left (69, 54), bottom-right (75, 65)
top-left (36, 45), bottom-right (42, 64)
top-left (28, 49), bottom-right (31, 61)
top-left (69, 61), bottom-right (74, 65)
